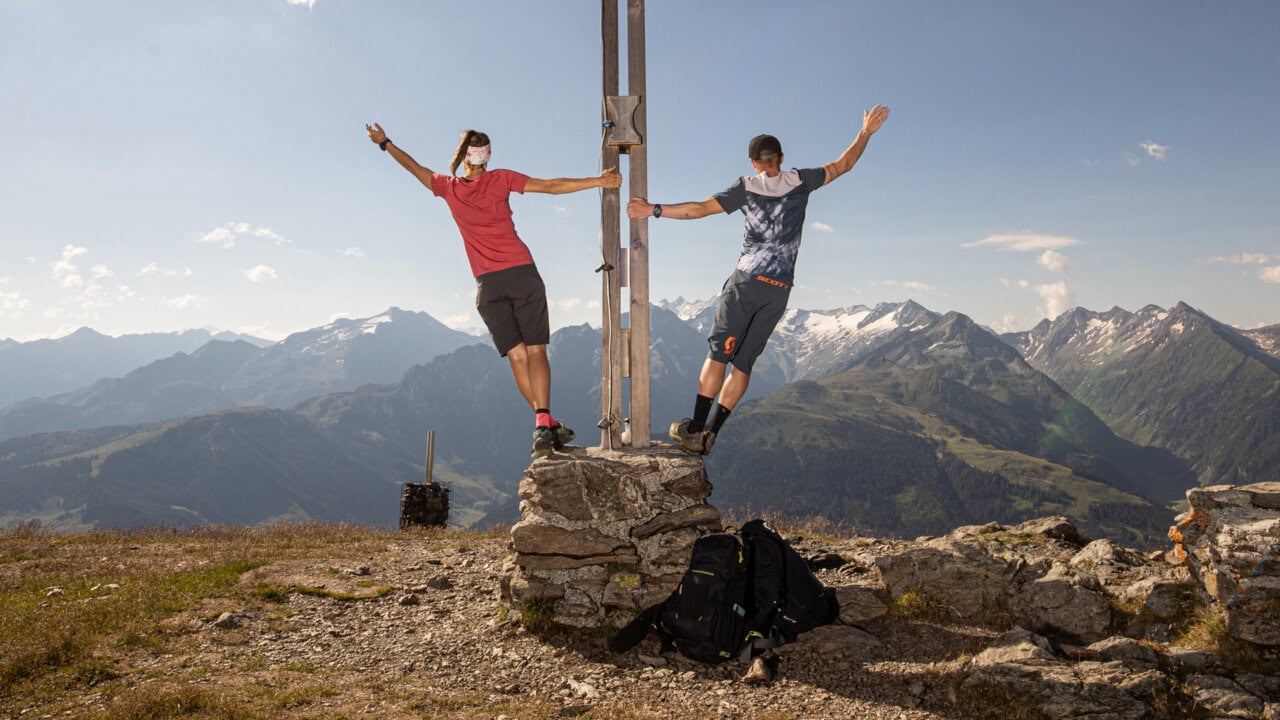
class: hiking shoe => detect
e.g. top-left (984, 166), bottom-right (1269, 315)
top-left (531, 427), bottom-right (556, 459)
top-left (551, 423), bottom-right (575, 450)
top-left (669, 419), bottom-right (713, 455)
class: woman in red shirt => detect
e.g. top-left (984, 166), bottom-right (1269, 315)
top-left (367, 123), bottom-right (621, 458)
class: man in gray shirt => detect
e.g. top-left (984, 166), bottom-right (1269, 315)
top-left (627, 104), bottom-right (889, 454)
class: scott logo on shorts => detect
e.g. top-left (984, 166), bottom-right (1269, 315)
top-left (722, 336), bottom-right (737, 356)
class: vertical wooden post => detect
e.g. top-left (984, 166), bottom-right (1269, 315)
top-left (599, 0), bottom-right (623, 448)
top-left (625, 0), bottom-right (651, 446)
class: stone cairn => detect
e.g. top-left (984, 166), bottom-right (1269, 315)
top-left (400, 482), bottom-right (450, 529)
top-left (1169, 481), bottom-right (1280, 647)
top-left (500, 445), bottom-right (720, 628)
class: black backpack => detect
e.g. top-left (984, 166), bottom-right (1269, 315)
top-left (610, 519), bottom-right (840, 664)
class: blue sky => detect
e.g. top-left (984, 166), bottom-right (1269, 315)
top-left (2, 1), bottom-right (1278, 342)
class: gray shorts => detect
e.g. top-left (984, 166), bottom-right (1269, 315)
top-left (707, 270), bottom-right (791, 374)
top-left (475, 264), bottom-right (550, 356)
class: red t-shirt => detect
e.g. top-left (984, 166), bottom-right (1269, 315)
top-left (430, 169), bottom-right (535, 277)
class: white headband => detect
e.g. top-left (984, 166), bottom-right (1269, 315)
top-left (465, 145), bottom-right (491, 165)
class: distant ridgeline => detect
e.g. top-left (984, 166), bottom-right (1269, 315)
top-left (1, 301), bottom-right (1276, 547)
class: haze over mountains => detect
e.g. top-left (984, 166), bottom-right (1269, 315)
top-left (2, 299), bottom-right (1276, 547)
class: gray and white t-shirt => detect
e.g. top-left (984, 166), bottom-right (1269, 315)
top-left (713, 167), bottom-right (826, 286)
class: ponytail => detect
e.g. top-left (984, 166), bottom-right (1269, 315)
top-left (449, 129), bottom-right (491, 176)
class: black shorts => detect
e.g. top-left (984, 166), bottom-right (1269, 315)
top-left (475, 264), bottom-right (550, 356)
top-left (707, 270), bottom-right (791, 374)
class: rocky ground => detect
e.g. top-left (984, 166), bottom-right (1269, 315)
top-left (4, 512), bottom-right (1277, 719)
top-left (112, 534), bottom-right (984, 719)
top-left (5, 481), bottom-right (1274, 717)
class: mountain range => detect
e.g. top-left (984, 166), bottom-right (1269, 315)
top-left (1005, 302), bottom-right (1280, 488)
top-left (0, 327), bottom-right (270, 408)
top-left (0, 308), bottom-right (478, 440)
top-left (2, 299), bottom-right (1276, 548)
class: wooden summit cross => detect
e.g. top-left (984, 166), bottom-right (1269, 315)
top-left (598, 0), bottom-right (651, 449)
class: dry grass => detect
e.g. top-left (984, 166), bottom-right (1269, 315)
top-left (0, 522), bottom-right (501, 713)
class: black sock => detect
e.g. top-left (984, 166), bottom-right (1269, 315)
top-left (709, 404), bottom-right (732, 434)
top-left (689, 395), bottom-right (714, 432)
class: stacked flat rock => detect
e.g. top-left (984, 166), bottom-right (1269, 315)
top-left (500, 445), bottom-right (719, 628)
top-left (400, 482), bottom-right (450, 529)
top-left (1169, 481), bottom-right (1280, 646)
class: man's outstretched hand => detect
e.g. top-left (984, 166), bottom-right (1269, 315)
top-left (863, 105), bottom-right (890, 135)
top-left (365, 122), bottom-right (388, 145)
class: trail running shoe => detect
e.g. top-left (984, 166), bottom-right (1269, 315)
top-left (669, 419), bottom-right (712, 455)
top-left (551, 423), bottom-right (575, 450)
top-left (531, 427), bottom-right (556, 459)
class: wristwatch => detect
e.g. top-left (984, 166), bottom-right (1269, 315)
top-left (652, 204), bottom-right (662, 218)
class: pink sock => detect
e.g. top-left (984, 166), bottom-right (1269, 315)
top-left (536, 411), bottom-right (554, 428)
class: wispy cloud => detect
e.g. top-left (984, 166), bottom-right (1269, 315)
top-left (883, 279), bottom-right (932, 292)
top-left (242, 265), bottom-right (280, 284)
top-left (341, 247), bottom-right (365, 259)
top-left (811, 221), bottom-right (835, 233)
top-left (161, 294), bottom-right (208, 310)
top-left (286, 0), bottom-right (316, 8)
top-left (442, 312), bottom-right (477, 330)
top-left (1141, 141), bottom-right (1168, 161)
top-left (1037, 250), bottom-right (1071, 275)
top-left (1, 289), bottom-right (31, 316)
top-left (1261, 266), bottom-right (1280, 284)
top-left (1202, 253), bottom-right (1273, 265)
top-left (197, 222), bottom-right (289, 249)
top-left (963, 231), bottom-right (1081, 252)
top-left (556, 298), bottom-right (583, 311)
top-left (51, 245), bottom-right (89, 288)
top-left (139, 262), bottom-right (194, 278)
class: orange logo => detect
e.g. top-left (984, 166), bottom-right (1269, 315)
top-left (724, 336), bottom-right (737, 356)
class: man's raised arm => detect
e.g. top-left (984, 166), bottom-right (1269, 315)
top-left (626, 196), bottom-right (723, 221)
top-left (822, 104), bottom-right (890, 186)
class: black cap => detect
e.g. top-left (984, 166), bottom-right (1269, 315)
top-left (748, 134), bottom-right (782, 160)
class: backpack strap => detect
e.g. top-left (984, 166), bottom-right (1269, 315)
top-left (737, 627), bottom-right (784, 664)
top-left (609, 603), bottom-right (663, 653)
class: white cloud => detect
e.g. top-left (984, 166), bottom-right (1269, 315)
top-left (993, 313), bottom-right (1021, 333)
top-left (139, 262), bottom-right (194, 277)
top-left (1000, 278), bottom-right (1031, 289)
top-left (253, 227), bottom-right (289, 245)
top-left (1037, 250), bottom-right (1071, 275)
top-left (51, 244), bottom-right (89, 288)
top-left (586, 299), bottom-right (601, 310)
top-left (1122, 151), bottom-right (1141, 167)
top-left (963, 231), bottom-right (1081, 252)
top-left (883, 279), bottom-right (932, 292)
top-left (1260, 266), bottom-right (1280, 284)
top-left (1035, 281), bottom-right (1074, 320)
top-left (553, 204), bottom-right (570, 215)
top-left (197, 222), bottom-right (288, 249)
top-left (286, 0), bottom-right (316, 8)
top-left (442, 312), bottom-right (476, 330)
top-left (161, 294), bottom-right (208, 310)
top-left (1203, 253), bottom-right (1272, 265)
top-left (556, 298), bottom-right (583, 311)
top-left (811, 221), bottom-right (835, 233)
top-left (90, 264), bottom-right (114, 279)
top-left (242, 265), bottom-right (279, 284)
top-left (1, 290), bottom-right (31, 315)
top-left (1141, 141), bottom-right (1168, 161)
top-left (341, 247), bottom-right (365, 259)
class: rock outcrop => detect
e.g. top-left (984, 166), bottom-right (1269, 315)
top-left (1170, 482), bottom-right (1280, 646)
top-left (500, 445), bottom-right (719, 627)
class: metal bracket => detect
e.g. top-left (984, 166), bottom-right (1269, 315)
top-left (604, 95), bottom-right (643, 151)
